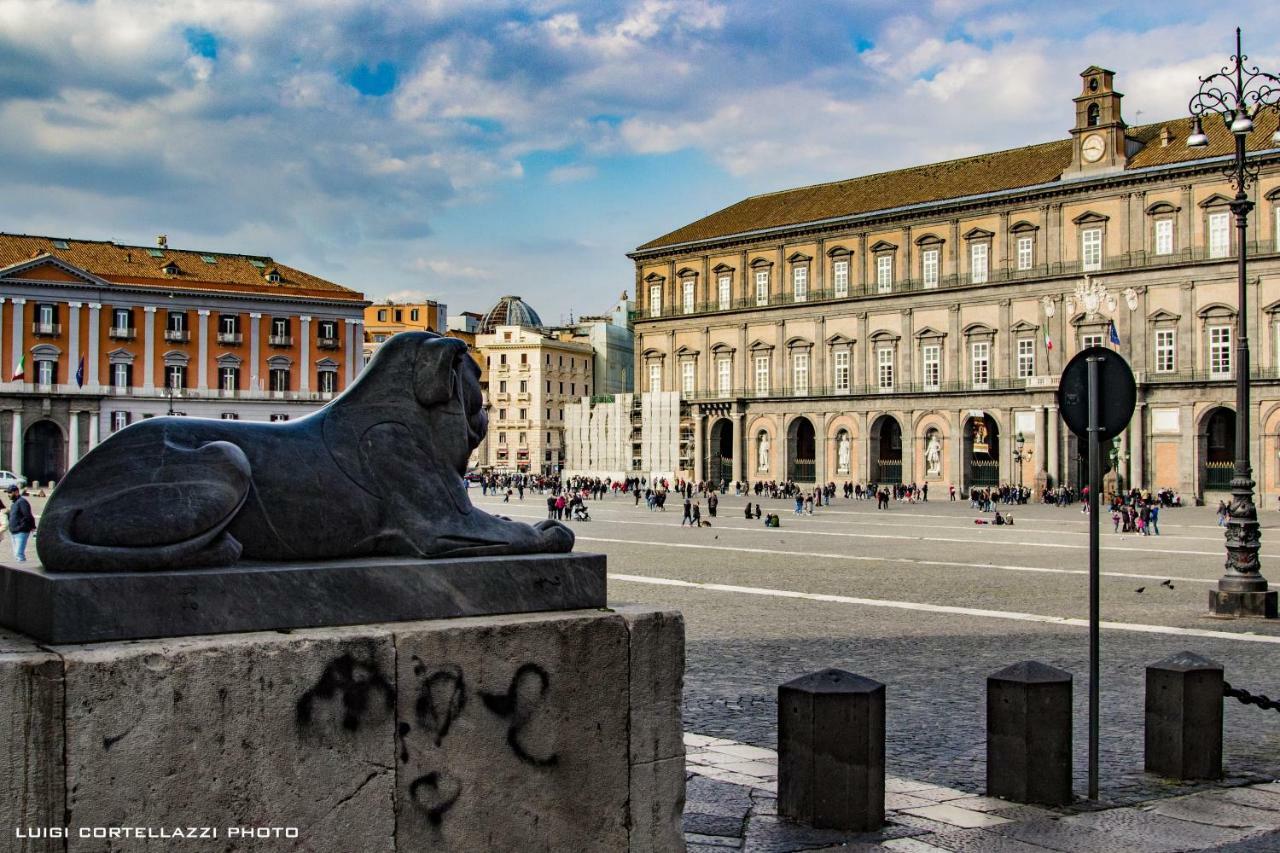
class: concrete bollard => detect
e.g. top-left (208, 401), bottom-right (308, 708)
top-left (986, 661), bottom-right (1073, 806)
top-left (778, 668), bottom-right (884, 831)
top-left (1145, 651), bottom-right (1223, 781)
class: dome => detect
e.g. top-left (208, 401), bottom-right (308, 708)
top-left (481, 295), bottom-right (543, 333)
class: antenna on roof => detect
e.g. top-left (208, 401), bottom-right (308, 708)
top-left (157, 234), bottom-right (168, 249)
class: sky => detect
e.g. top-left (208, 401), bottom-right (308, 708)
top-left (1, 1), bottom-right (1278, 324)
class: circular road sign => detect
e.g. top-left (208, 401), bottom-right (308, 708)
top-left (1057, 346), bottom-right (1137, 441)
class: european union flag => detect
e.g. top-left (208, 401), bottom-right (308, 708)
top-left (75, 356), bottom-right (84, 388)
top-left (1108, 321), bottom-right (1121, 347)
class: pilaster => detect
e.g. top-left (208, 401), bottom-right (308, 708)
top-left (143, 306), bottom-right (157, 390)
top-left (197, 310), bottom-right (210, 390)
top-left (87, 303), bottom-right (101, 391)
top-left (300, 316), bottom-right (312, 392)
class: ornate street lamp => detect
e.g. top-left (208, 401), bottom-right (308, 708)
top-left (1187, 28), bottom-right (1280, 617)
top-left (1013, 432), bottom-right (1028, 490)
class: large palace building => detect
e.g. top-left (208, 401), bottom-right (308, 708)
top-left (628, 68), bottom-right (1280, 502)
top-left (0, 233), bottom-right (367, 485)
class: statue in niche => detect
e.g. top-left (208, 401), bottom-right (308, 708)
top-left (37, 332), bottom-right (574, 572)
top-left (758, 433), bottom-right (770, 473)
top-left (837, 433), bottom-right (851, 474)
top-left (925, 432), bottom-right (943, 476)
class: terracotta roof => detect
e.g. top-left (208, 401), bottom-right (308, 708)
top-left (0, 233), bottom-right (365, 302)
top-left (635, 114), bottom-right (1280, 252)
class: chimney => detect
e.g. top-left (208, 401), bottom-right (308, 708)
top-left (157, 234), bottom-right (168, 249)
top-left (1159, 126), bottom-right (1174, 147)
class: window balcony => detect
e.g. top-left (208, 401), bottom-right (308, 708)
top-left (268, 335), bottom-right (294, 347)
top-left (32, 322), bottom-right (61, 336)
top-left (164, 329), bottom-right (190, 342)
top-left (316, 336), bottom-right (340, 350)
top-left (108, 326), bottom-right (136, 340)
top-left (216, 332), bottom-right (243, 344)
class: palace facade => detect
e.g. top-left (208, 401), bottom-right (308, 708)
top-left (628, 68), bottom-right (1280, 502)
top-left (0, 234), bottom-right (367, 485)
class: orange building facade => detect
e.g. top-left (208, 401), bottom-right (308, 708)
top-left (0, 234), bottom-right (367, 484)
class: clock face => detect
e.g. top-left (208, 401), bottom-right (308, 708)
top-left (1082, 134), bottom-right (1106, 163)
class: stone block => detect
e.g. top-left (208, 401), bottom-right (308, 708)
top-left (629, 755), bottom-right (687, 853)
top-left (986, 661), bottom-right (1072, 806)
top-left (60, 627), bottom-right (397, 852)
top-left (1145, 651), bottom-right (1223, 781)
top-left (618, 606), bottom-right (686, 765)
top-left (778, 668), bottom-right (885, 832)
top-left (0, 552), bottom-right (606, 643)
top-left (0, 631), bottom-right (64, 853)
top-left (1208, 589), bottom-right (1278, 618)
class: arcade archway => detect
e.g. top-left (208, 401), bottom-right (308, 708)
top-left (1201, 406), bottom-right (1235, 493)
top-left (23, 420), bottom-right (65, 485)
top-left (787, 417), bottom-right (816, 483)
top-left (708, 418), bottom-right (734, 485)
top-left (963, 413), bottom-right (1000, 489)
top-left (871, 415), bottom-right (902, 484)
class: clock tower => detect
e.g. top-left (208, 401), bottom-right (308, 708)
top-left (1064, 66), bottom-right (1131, 176)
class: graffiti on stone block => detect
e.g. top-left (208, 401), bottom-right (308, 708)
top-left (408, 770), bottom-right (462, 826)
top-left (413, 660), bottom-right (466, 747)
top-left (480, 663), bottom-right (558, 767)
top-left (296, 652), bottom-right (394, 731)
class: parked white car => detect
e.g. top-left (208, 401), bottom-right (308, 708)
top-left (0, 470), bottom-right (28, 491)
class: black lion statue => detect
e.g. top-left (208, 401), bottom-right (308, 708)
top-left (36, 332), bottom-right (573, 572)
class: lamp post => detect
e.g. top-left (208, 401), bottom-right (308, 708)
top-left (1187, 28), bottom-right (1280, 617)
top-left (1013, 432), bottom-right (1030, 490)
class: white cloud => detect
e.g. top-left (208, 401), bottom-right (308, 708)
top-left (547, 163), bottom-right (597, 183)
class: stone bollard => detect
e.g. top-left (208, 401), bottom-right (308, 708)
top-left (1145, 651), bottom-right (1223, 780)
top-left (986, 661), bottom-right (1073, 806)
top-left (778, 668), bottom-right (884, 831)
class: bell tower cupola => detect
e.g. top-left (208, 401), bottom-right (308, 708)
top-left (1065, 66), bottom-right (1130, 176)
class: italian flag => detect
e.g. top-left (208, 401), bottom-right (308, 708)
top-left (1045, 332), bottom-right (1054, 351)
top-left (10, 354), bottom-right (23, 381)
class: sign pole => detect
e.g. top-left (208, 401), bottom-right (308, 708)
top-left (1086, 355), bottom-right (1102, 801)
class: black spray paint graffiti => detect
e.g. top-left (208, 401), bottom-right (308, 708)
top-left (480, 663), bottom-right (558, 767)
top-left (408, 771), bottom-right (463, 827)
top-left (296, 653), bottom-right (395, 731)
top-left (414, 661), bottom-right (466, 747)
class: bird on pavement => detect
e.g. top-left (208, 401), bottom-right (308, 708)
top-left (1161, 579), bottom-right (1173, 588)
top-left (1135, 587), bottom-right (1146, 594)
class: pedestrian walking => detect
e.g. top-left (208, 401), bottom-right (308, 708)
top-left (1217, 500), bottom-right (1229, 526)
top-left (6, 485), bottom-right (35, 562)
top-left (681, 497), bottom-right (693, 526)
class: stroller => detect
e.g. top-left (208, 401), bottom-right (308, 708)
top-left (572, 503), bottom-right (591, 522)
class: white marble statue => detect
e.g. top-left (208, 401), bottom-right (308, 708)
top-left (925, 433), bottom-right (942, 476)
top-left (837, 434), bottom-right (851, 474)
top-left (758, 433), bottom-right (770, 472)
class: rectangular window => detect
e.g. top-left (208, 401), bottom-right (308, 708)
top-left (220, 412), bottom-right (239, 420)
top-left (37, 360), bottom-right (55, 386)
top-left (922, 345), bottom-right (940, 390)
top-left (1081, 228), bottom-right (1103, 271)
top-left (113, 363), bottom-right (130, 388)
top-left (921, 249), bottom-right (939, 288)
top-left (682, 280), bottom-right (695, 314)
top-left (1017, 338), bottom-right (1035, 378)
top-left (717, 358), bottom-right (731, 395)
top-left (111, 411), bottom-right (130, 432)
top-left (38, 303), bottom-right (55, 326)
top-left (754, 355), bottom-right (770, 394)
top-left (833, 260), bottom-right (849, 298)
top-left (1155, 218), bottom-right (1174, 255)
top-left (220, 367), bottom-right (237, 391)
top-left (269, 368), bottom-right (288, 392)
top-left (1155, 329), bottom-right (1176, 373)
top-left (270, 414), bottom-right (289, 422)
top-left (167, 365), bottom-right (186, 389)
top-left (1082, 333), bottom-right (1104, 349)
top-left (877, 348), bottom-right (894, 391)
top-left (1016, 236), bottom-right (1034, 271)
top-left (970, 243), bottom-right (989, 284)
top-left (971, 341), bottom-right (990, 388)
top-left (792, 266), bottom-right (807, 302)
top-left (876, 255), bottom-right (893, 292)
top-left (648, 363), bottom-right (661, 393)
top-left (718, 275), bottom-right (731, 311)
top-left (681, 361), bottom-right (695, 395)
top-left (755, 270), bottom-right (769, 306)
top-left (1209, 325), bottom-right (1231, 377)
top-left (319, 371), bottom-right (337, 393)
top-left (792, 351), bottom-right (809, 395)
top-left (833, 350), bottom-right (849, 392)
top-left (1209, 212), bottom-right (1231, 259)
top-left (649, 284), bottom-right (662, 318)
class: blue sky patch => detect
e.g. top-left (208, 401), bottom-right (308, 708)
top-left (184, 28), bottom-right (217, 60)
top-left (348, 62), bottom-right (397, 96)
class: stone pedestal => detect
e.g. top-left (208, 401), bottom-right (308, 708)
top-left (1208, 588), bottom-right (1278, 618)
top-left (1145, 652), bottom-right (1223, 781)
top-left (0, 606), bottom-right (685, 853)
top-left (987, 661), bottom-right (1072, 806)
top-left (778, 668), bottom-right (884, 832)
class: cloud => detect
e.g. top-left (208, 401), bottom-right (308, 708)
top-left (410, 257), bottom-right (490, 278)
top-left (382, 289), bottom-right (434, 303)
top-left (547, 163), bottom-right (597, 183)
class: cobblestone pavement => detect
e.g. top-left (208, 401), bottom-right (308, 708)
top-left (471, 490), bottom-right (1280, 846)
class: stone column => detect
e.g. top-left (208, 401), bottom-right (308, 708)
top-left (999, 299), bottom-right (1011, 379)
top-left (701, 327), bottom-right (711, 393)
top-left (901, 309), bottom-right (913, 388)
top-left (67, 302), bottom-right (81, 390)
top-left (88, 411), bottom-right (99, 450)
top-left (68, 410), bottom-right (80, 467)
top-left (731, 412), bottom-right (744, 483)
top-left (1035, 406), bottom-right (1048, 476)
top-left (250, 312), bottom-right (262, 391)
top-left (142, 306), bottom-right (156, 390)
top-left (1047, 404), bottom-right (1060, 486)
top-left (87, 302), bottom-right (101, 391)
top-left (1180, 402), bottom-right (1196, 498)
top-left (954, 410), bottom-right (966, 493)
top-left (344, 319), bottom-right (357, 387)
top-left (197, 310), bottom-right (210, 390)
top-left (856, 313), bottom-right (868, 389)
top-left (736, 324), bottom-right (747, 393)
top-left (299, 316), bottom-right (312, 392)
top-left (815, 418), bottom-right (827, 486)
top-left (815, 316), bottom-right (826, 393)
top-left (1119, 422), bottom-right (1130, 488)
top-left (774, 321), bottom-right (786, 393)
top-left (692, 411), bottom-right (704, 482)
top-left (1179, 282), bottom-right (1194, 376)
top-left (353, 321), bottom-right (365, 371)
top-left (948, 304), bottom-right (961, 387)
top-left (1132, 403), bottom-right (1145, 490)
top-left (11, 297), bottom-right (25, 380)
top-left (11, 410), bottom-right (22, 476)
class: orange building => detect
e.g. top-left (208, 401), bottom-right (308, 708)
top-left (0, 233), bottom-right (368, 484)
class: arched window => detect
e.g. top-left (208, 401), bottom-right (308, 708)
top-left (1087, 103), bottom-right (1100, 127)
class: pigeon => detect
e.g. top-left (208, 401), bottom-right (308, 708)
top-left (1160, 579), bottom-right (1173, 589)
top-left (1135, 587), bottom-right (1145, 594)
